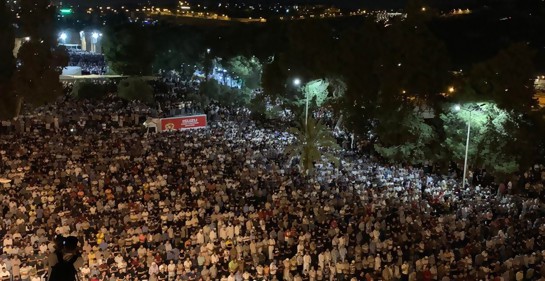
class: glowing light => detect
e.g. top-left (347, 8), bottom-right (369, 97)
top-left (60, 8), bottom-right (73, 15)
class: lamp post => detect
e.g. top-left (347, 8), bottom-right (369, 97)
top-left (453, 103), bottom-right (485, 188)
top-left (59, 32), bottom-right (68, 44)
top-left (462, 113), bottom-right (471, 188)
top-left (204, 49), bottom-right (212, 81)
top-left (293, 78), bottom-right (307, 126)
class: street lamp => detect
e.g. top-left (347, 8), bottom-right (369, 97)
top-left (59, 32), bottom-right (68, 44)
top-left (293, 78), bottom-right (309, 126)
top-left (453, 103), bottom-right (486, 188)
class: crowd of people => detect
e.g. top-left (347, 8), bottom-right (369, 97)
top-left (1, 86), bottom-right (545, 281)
top-left (67, 51), bottom-right (107, 75)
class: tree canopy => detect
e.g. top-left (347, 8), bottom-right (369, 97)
top-left (440, 103), bottom-right (522, 175)
top-left (71, 81), bottom-right (109, 100)
top-left (225, 55), bottom-right (262, 90)
top-left (466, 43), bottom-right (537, 112)
top-left (102, 23), bottom-right (155, 75)
top-left (11, 0), bottom-right (68, 116)
top-left (117, 78), bottom-right (154, 104)
top-left (285, 117), bottom-right (340, 174)
top-left (152, 25), bottom-right (204, 76)
top-left (0, 0), bottom-right (16, 119)
top-left (0, 0), bottom-right (14, 87)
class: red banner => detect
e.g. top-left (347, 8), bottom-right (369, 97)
top-left (160, 115), bottom-right (207, 131)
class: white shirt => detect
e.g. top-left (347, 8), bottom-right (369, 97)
top-left (0, 270), bottom-right (10, 280)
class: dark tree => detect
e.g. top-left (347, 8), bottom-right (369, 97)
top-left (0, 0), bottom-right (16, 119)
top-left (152, 26), bottom-right (204, 76)
top-left (71, 82), bottom-right (108, 100)
top-left (368, 6), bottom-right (451, 163)
top-left (117, 78), bottom-right (154, 104)
top-left (377, 15), bottom-right (450, 109)
top-left (335, 19), bottom-right (383, 136)
top-left (332, 5), bottom-right (450, 163)
top-left (0, 0), bottom-right (14, 86)
top-left (102, 23), bottom-right (155, 75)
top-left (467, 43), bottom-right (537, 112)
top-left (261, 20), bottom-right (337, 100)
top-left (11, 0), bottom-right (68, 116)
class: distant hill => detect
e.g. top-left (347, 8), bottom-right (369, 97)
top-left (58, 0), bottom-right (485, 9)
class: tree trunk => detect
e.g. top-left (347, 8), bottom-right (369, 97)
top-left (15, 96), bottom-right (23, 117)
top-left (335, 114), bottom-right (343, 129)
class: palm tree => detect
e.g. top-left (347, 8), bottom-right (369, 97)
top-left (285, 116), bottom-right (340, 174)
